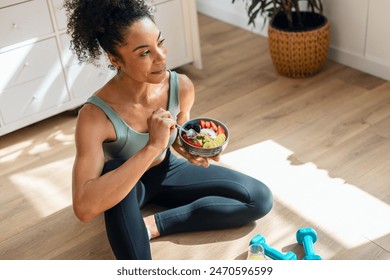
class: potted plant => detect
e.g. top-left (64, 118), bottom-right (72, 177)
top-left (232, 0), bottom-right (330, 78)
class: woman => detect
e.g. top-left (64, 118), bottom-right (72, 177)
top-left (65, 0), bottom-right (273, 260)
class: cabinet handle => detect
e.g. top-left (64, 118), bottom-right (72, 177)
top-left (24, 62), bottom-right (30, 67)
top-left (148, 5), bottom-right (156, 14)
top-left (12, 23), bottom-right (18, 29)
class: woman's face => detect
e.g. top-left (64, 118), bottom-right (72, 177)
top-left (111, 17), bottom-right (168, 83)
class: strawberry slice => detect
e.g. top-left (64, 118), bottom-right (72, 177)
top-left (192, 142), bottom-right (202, 147)
top-left (199, 120), bottom-right (206, 128)
top-left (217, 125), bottom-right (226, 136)
top-left (182, 134), bottom-right (190, 144)
top-left (205, 121), bottom-right (211, 128)
top-left (210, 121), bottom-right (218, 132)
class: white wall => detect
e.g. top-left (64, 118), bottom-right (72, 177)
top-left (196, 0), bottom-right (390, 81)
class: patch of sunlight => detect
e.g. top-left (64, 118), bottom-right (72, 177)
top-left (32, 62), bottom-right (68, 110)
top-left (52, 130), bottom-right (75, 144)
top-left (221, 140), bottom-right (390, 248)
top-left (0, 140), bottom-right (33, 163)
top-left (9, 157), bottom-right (73, 217)
top-left (65, 60), bottom-right (84, 89)
top-left (0, 42), bottom-right (35, 92)
top-left (60, 41), bottom-right (81, 90)
top-left (27, 131), bottom-right (75, 155)
top-left (27, 142), bottom-right (51, 155)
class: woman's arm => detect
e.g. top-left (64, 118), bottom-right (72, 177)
top-left (72, 105), bottom-right (173, 223)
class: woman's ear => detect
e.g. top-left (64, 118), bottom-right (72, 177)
top-left (108, 53), bottom-right (121, 70)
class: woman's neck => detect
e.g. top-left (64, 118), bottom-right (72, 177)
top-left (107, 74), bottom-right (152, 104)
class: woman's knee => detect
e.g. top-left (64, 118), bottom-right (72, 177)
top-left (247, 179), bottom-right (273, 219)
top-left (222, 168), bottom-right (273, 220)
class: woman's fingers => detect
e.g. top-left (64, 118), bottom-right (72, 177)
top-left (189, 155), bottom-right (209, 168)
top-left (153, 108), bottom-right (173, 119)
top-left (209, 154), bottom-right (220, 162)
top-left (152, 108), bottom-right (175, 128)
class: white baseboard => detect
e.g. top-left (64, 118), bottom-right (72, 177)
top-left (196, 0), bottom-right (390, 81)
top-left (327, 48), bottom-right (390, 81)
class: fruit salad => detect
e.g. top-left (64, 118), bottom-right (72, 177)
top-left (181, 119), bottom-right (227, 148)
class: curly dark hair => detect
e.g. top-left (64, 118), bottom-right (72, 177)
top-left (63, 0), bottom-right (153, 68)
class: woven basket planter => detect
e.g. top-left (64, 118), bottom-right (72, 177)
top-left (268, 12), bottom-right (330, 78)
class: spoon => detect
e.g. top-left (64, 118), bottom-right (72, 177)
top-left (175, 123), bottom-right (197, 139)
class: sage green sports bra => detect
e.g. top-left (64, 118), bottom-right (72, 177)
top-left (86, 70), bottom-right (180, 161)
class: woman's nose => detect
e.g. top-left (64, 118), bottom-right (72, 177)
top-left (155, 48), bottom-right (167, 63)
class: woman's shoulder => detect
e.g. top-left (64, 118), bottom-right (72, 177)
top-left (76, 100), bottom-right (115, 142)
top-left (176, 72), bottom-right (194, 93)
top-left (79, 101), bottom-right (105, 119)
top-left (174, 72), bottom-right (195, 113)
top-left (77, 102), bottom-right (107, 130)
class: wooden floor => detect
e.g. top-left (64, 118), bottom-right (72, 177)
top-left (1, 14), bottom-right (389, 260)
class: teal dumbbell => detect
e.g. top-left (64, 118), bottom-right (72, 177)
top-left (250, 234), bottom-right (297, 260)
top-left (296, 228), bottom-right (322, 260)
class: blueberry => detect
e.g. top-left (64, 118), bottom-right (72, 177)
top-left (185, 123), bottom-right (193, 130)
top-left (192, 124), bottom-right (201, 133)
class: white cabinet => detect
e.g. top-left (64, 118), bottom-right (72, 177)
top-left (155, 1), bottom-right (193, 68)
top-left (0, 0), bottom-right (53, 48)
top-left (154, 0), bottom-right (202, 69)
top-left (324, 0), bottom-right (390, 80)
top-left (0, 0), bottom-right (202, 136)
top-left (59, 34), bottom-right (114, 101)
top-left (324, 0), bottom-right (368, 57)
top-left (366, 0), bottom-right (390, 65)
top-left (0, 38), bottom-right (69, 125)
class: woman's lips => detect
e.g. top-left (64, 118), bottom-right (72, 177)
top-left (151, 65), bottom-right (166, 74)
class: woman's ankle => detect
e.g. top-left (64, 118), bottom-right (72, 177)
top-left (144, 215), bottom-right (160, 239)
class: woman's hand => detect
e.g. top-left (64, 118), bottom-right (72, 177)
top-left (147, 108), bottom-right (175, 151)
top-left (172, 140), bottom-right (220, 168)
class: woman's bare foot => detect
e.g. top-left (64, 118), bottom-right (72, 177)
top-left (143, 215), bottom-right (160, 239)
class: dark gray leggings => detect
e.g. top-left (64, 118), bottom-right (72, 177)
top-left (102, 149), bottom-right (273, 260)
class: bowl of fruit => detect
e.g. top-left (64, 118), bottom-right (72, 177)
top-left (178, 117), bottom-right (229, 157)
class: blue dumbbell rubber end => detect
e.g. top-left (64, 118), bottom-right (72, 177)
top-left (284, 251), bottom-right (298, 260)
top-left (303, 254), bottom-right (322, 260)
top-left (296, 228), bottom-right (318, 244)
top-left (249, 234), bottom-right (265, 245)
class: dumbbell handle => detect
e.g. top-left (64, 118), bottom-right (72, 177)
top-left (250, 234), bottom-right (297, 260)
top-left (302, 235), bottom-right (316, 255)
top-left (262, 243), bottom-right (297, 260)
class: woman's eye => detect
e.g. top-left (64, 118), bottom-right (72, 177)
top-left (140, 40), bottom-right (165, 57)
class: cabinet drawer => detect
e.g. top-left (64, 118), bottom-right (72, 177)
top-left (60, 34), bottom-right (115, 99)
top-left (0, 74), bottom-right (70, 124)
top-left (66, 63), bottom-right (115, 100)
top-left (60, 33), bottom-right (112, 68)
top-left (150, 0), bottom-right (172, 5)
top-left (0, 0), bottom-right (53, 48)
top-left (0, 0), bottom-right (29, 8)
top-left (60, 34), bottom-right (83, 68)
top-left (0, 38), bottom-right (61, 91)
top-left (51, 0), bottom-right (67, 30)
